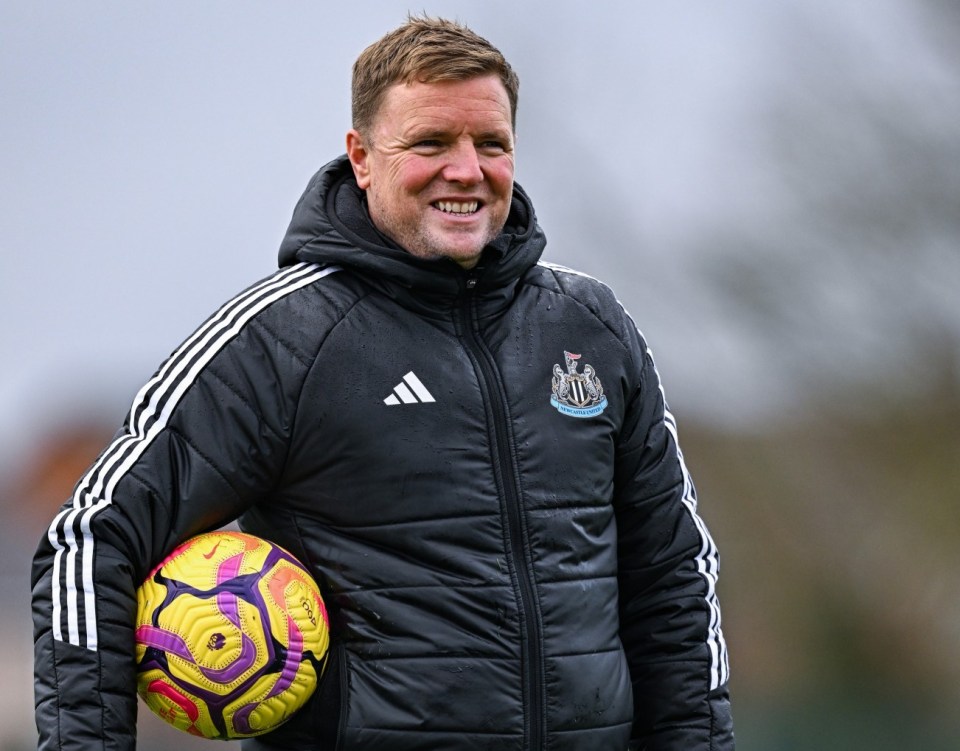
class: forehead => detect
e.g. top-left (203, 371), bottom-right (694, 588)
top-left (373, 75), bottom-right (513, 136)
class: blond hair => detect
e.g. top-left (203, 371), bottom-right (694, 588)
top-left (352, 15), bottom-right (519, 135)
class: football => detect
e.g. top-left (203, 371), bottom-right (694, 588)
top-left (134, 530), bottom-right (330, 739)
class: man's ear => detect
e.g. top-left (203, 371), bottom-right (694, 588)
top-left (345, 129), bottom-right (372, 189)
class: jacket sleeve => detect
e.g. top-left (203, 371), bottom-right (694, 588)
top-left (31, 271), bottom-right (319, 750)
top-left (614, 327), bottom-right (734, 750)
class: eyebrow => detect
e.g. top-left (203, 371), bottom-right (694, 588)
top-left (407, 128), bottom-right (448, 141)
top-left (476, 130), bottom-right (513, 142)
top-left (404, 129), bottom-right (514, 146)
top-left (405, 123), bottom-right (513, 139)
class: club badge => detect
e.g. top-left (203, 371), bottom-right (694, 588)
top-left (550, 351), bottom-right (608, 418)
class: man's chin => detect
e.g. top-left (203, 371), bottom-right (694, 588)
top-left (409, 231), bottom-right (490, 268)
top-left (420, 248), bottom-right (484, 269)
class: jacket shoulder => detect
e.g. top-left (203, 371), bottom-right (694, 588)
top-left (526, 261), bottom-right (643, 347)
top-left (245, 263), bottom-right (375, 354)
top-left (528, 261), bottom-right (619, 309)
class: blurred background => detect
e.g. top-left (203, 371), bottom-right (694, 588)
top-left (2, 1), bottom-right (958, 748)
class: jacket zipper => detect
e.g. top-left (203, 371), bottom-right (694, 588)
top-left (458, 277), bottom-right (545, 751)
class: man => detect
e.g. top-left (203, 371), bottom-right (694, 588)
top-left (33, 16), bottom-right (733, 750)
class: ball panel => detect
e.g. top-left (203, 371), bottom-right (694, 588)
top-left (140, 677), bottom-right (218, 738)
top-left (142, 592), bottom-right (269, 690)
top-left (134, 531), bottom-right (329, 740)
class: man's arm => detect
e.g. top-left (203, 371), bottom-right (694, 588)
top-left (614, 335), bottom-right (734, 750)
top-left (31, 425), bottom-right (258, 749)
top-left (31, 267), bottom-right (324, 749)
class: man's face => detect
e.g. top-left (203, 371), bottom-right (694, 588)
top-left (346, 75), bottom-right (515, 270)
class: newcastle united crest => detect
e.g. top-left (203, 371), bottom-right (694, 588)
top-left (550, 351), bottom-right (608, 418)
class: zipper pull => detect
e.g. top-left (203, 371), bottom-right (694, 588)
top-left (465, 265), bottom-right (484, 290)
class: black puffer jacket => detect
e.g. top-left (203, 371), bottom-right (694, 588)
top-left (33, 156), bottom-right (733, 750)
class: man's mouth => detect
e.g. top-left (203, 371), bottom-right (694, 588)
top-left (433, 200), bottom-right (480, 215)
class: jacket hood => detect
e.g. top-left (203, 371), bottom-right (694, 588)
top-left (277, 155), bottom-right (546, 298)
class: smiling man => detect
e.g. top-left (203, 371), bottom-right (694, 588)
top-left (33, 16), bottom-right (734, 751)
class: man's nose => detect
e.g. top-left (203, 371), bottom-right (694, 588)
top-left (443, 141), bottom-right (484, 184)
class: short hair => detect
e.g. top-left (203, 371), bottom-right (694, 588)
top-left (351, 15), bottom-right (519, 135)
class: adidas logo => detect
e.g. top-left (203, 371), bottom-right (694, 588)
top-left (383, 371), bottom-right (436, 406)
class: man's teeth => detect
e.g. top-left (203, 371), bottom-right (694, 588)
top-left (435, 201), bottom-right (479, 214)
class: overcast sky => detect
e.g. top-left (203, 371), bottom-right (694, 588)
top-left (0, 0), bottom-right (949, 474)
